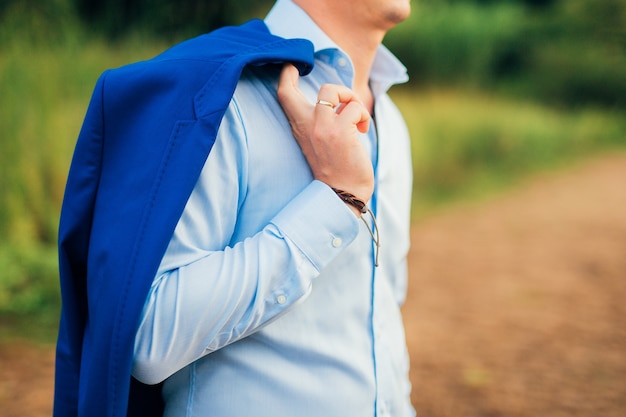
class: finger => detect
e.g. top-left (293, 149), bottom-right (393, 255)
top-left (337, 101), bottom-right (371, 133)
top-left (317, 84), bottom-right (361, 108)
top-left (316, 84), bottom-right (370, 132)
top-left (277, 64), bottom-right (312, 119)
top-left (315, 99), bottom-right (336, 110)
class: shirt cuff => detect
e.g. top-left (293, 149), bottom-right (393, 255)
top-left (270, 180), bottom-right (360, 271)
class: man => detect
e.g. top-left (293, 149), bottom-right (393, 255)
top-left (132, 0), bottom-right (414, 414)
top-left (56, 0), bottom-right (414, 415)
top-left (132, 0), bottom-right (414, 415)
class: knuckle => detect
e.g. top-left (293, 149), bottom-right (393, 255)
top-left (311, 124), bottom-right (327, 140)
top-left (312, 124), bottom-right (335, 142)
top-left (276, 85), bottom-right (289, 101)
top-left (318, 84), bottom-right (335, 96)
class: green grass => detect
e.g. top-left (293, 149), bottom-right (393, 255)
top-left (0, 35), bottom-right (168, 245)
top-left (0, 36), bottom-right (169, 341)
top-left (385, 1), bottom-right (626, 108)
top-left (0, 34), bottom-right (624, 341)
top-left (0, 243), bottom-right (61, 343)
top-left (391, 88), bottom-right (626, 219)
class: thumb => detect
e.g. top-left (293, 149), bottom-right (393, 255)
top-left (277, 64), bottom-right (312, 120)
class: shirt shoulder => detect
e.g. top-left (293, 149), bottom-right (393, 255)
top-left (228, 65), bottom-right (285, 124)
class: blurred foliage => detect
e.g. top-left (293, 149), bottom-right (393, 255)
top-left (73, 0), bottom-right (272, 39)
top-left (391, 89), bottom-right (626, 217)
top-left (385, 0), bottom-right (626, 108)
top-left (0, 242), bottom-right (61, 342)
top-left (0, 15), bottom-right (168, 330)
top-left (0, 0), bottom-right (272, 42)
top-left (1, 0), bottom-right (623, 106)
top-left (0, 0), bottom-right (79, 45)
top-left (0, 0), bottom-right (625, 333)
top-left (0, 244), bottom-right (59, 316)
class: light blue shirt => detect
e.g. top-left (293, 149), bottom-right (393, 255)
top-left (133, 1), bottom-right (414, 416)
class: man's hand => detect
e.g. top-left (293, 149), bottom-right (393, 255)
top-left (277, 64), bottom-right (374, 210)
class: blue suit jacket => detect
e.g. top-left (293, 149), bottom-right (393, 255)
top-left (54, 19), bottom-right (314, 417)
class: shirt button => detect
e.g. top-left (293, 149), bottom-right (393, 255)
top-left (380, 401), bottom-right (389, 415)
top-left (276, 295), bottom-right (287, 305)
top-left (332, 237), bottom-right (343, 248)
top-left (337, 57), bottom-right (348, 67)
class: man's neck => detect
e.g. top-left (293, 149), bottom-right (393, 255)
top-left (293, 0), bottom-right (385, 112)
top-left (338, 32), bottom-right (379, 114)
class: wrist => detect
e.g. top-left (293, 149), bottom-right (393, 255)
top-left (330, 187), bottom-right (381, 267)
top-left (331, 188), bottom-right (367, 217)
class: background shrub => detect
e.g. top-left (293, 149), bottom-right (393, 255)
top-left (0, 0), bottom-right (624, 333)
top-left (385, 0), bottom-right (626, 108)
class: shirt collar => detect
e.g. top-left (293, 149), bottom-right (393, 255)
top-left (265, 0), bottom-right (408, 95)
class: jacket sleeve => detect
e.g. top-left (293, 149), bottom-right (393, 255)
top-left (132, 98), bottom-right (361, 385)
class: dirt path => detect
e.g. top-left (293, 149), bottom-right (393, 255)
top-left (1, 153), bottom-right (625, 416)
top-left (403, 153), bottom-right (626, 416)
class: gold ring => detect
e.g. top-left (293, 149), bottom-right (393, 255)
top-left (316, 99), bottom-right (336, 109)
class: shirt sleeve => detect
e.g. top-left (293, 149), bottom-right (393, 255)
top-left (132, 99), bottom-right (360, 385)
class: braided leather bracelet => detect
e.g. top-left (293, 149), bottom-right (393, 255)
top-left (331, 188), bottom-right (367, 214)
top-left (331, 188), bottom-right (380, 266)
